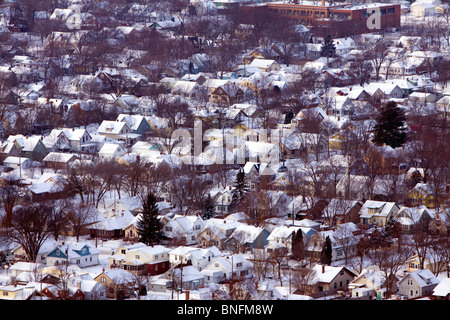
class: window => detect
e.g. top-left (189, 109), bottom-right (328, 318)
top-left (388, 7), bottom-right (395, 14)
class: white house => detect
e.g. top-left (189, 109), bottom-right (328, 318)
top-left (200, 254), bottom-right (253, 283)
top-left (98, 143), bottom-right (127, 160)
top-left (169, 246), bottom-right (222, 271)
top-left (45, 242), bottom-right (100, 268)
top-left (162, 214), bottom-right (206, 246)
top-left (410, 2), bottom-right (437, 17)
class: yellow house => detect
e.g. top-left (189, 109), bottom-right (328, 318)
top-left (0, 285), bottom-right (28, 300)
top-left (359, 200), bottom-right (399, 227)
top-left (328, 132), bottom-right (347, 151)
top-left (407, 183), bottom-right (436, 209)
top-left (405, 253), bottom-right (448, 275)
top-left (94, 269), bottom-right (134, 299)
top-left (242, 49), bottom-right (266, 65)
top-left (248, 58), bottom-right (280, 73)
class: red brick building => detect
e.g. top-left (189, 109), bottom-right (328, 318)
top-left (241, 1), bottom-right (401, 37)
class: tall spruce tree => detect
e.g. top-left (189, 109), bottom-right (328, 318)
top-left (233, 168), bottom-right (248, 203)
top-left (136, 193), bottom-right (166, 246)
top-left (372, 101), bottom-right (407, 148)
top-left (202, 194), bottom-right (215, 220)
top-left (291, 230), bottom-right (305, 261)
top-left (320, 236), bottom-right (333, 265)
top-left (320, 35), bottom-right (336, 59)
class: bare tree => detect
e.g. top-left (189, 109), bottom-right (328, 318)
top-left (0, 202), bottom-right (55, 262)
top-left (367, 241), bottom-right (413, 299)
top-left (66, 202), bottom-right (100, 241)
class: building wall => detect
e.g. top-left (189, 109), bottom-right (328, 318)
top-left (243, 3), bottom-right (401, 37)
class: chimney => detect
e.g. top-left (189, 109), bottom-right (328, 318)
top-left (186, 290), bottom-right (190, 300)
top-left (322, 265), bottom-right (325, 273)
top-left (322, 0), bottom-right (325, 6)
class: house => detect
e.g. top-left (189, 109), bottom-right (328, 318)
top-left (428, 212), bottom-right (450, 237)
top-left (169, 265), bottom-right (205, 291)
top-left (306, 265), bottom-right (357, 298)
top-left (45, 242), bottom-right (100, 268)
top-left (2, 156), bottom-right (32, 171)
top-left (26, 176), bottom-right (66, 202)
top-left (98, 143), bottom-right (127, 160)
top-left (281, 132), bottom-right (327, 159)
top-left (242, 49), bottom-right (267, 65)
top-left (405, 252), bottom-right (448, 275)
top-left (214, 189), bottom-right (236, 216)
top-left (397, 269), bottom-right (440, 300)
top-left (407, 183), bottom-right (436, 209)
top-left (88, 210), bottom-right (135, 239)
top-left (408, 91), bottom-right (436, 104)
top-left (207, 82), bottom-right (246, 106)
top-left (69, 276), bottom-right (107, 301)
top-left (0, 140), bottom-right (21, 162)
top-left (306, 227), bottom-right (359, 263)
top-left (171, 80), bottom-right (206, 101)
top-left (42, 152), bottom-right (78, 171)
top-left (46, 128), bottom-right (94, 153)
top-left (10, 238), bottom-right (58, 265)
top-left (93, 269), bottom-right (135, 299)
top-left (329, 96), bottom-right (355, 118)
top-left (161, 214), bottom-right (206, 246)
top-left (108, 245), bottom-right (171, 276)
top-left (348, 266), bottom-right (396, 300)
top-left (97, 120), bottom-right (137, 146)
top-left (266, 225), bottom-right (314, 255)
top-left (410, 2), bottom-right (437, 17)
top-left (201, 254), bottom-right (253, 283)
top-left (359, 200), bottom-right (400, 227)
top-left (116, 114), bottom-right (151, 135)
top-left (394, 205), bottom-right (433, 234)
top-left (322, 199), bottom-right (363, 226)
top-left (432, 278), bottom-right (450, 300)
top-left (364, 83), bottom-right (404, 100)
top-left (169, 246), bottom-right (222, 271)
top-left (7, 134), bottom-right (48, 161)
top-left (197, 218), bottom-right (241, 249)
top-left (223, 224), bottom-right (270, 253)
top-left (248, 58), bottom-right (280, 73)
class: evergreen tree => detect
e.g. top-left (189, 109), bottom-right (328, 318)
top-left (233, 168), bottom-right (248, 203)
top-left (291, 230), bottom-right (305, 261)
top-left (202, 194), bottom-right (215, 220)
top-left (320, 236), bottom-right (333, 265)
top-left (372, 101), bottom-right (407, 148)
top-left (320, 35), bottom-right (336, 59)
top-left (136, 193), bottom-right (166, 246)
top-left (284, 110), bottom-right (294, 124)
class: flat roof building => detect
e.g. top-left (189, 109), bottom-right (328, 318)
top-left (241, 1), bottom-right (401, 37)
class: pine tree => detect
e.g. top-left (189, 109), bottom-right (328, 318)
top-left (320, 35), bottom-right (336, 59)
top-left (320, 236), bottom-right (333, 265)
top-left (372, 101), bottom-right (407, 148)
top-left (136, 193), bottom-right (166, 246)
top-left (233, 168), bottom-right (248, 203)
top-left (202, 194), bottom-right (215, 220)
top-left (291, 230), bottom-right (305, 261)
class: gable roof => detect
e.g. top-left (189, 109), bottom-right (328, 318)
top-left (312, 265), bottom-right (356, 284)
